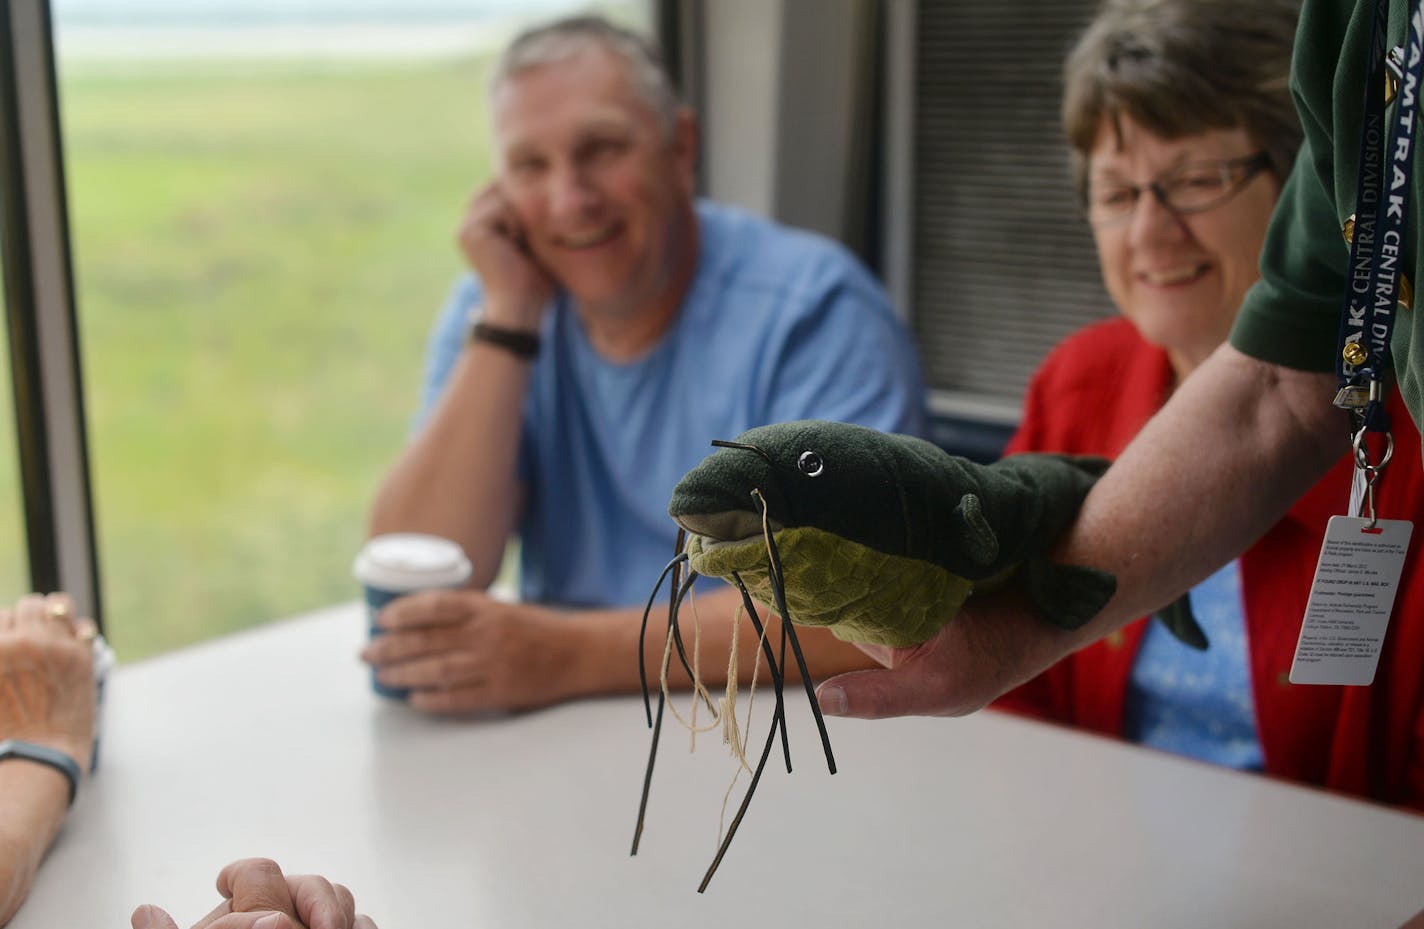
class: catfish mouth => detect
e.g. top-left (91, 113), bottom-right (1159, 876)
top-left (673, 510), bottom-right (783, 548)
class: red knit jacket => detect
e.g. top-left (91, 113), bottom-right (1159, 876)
top-left (996, 319), bottom-right (1424, 810)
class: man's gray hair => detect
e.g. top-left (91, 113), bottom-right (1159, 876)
top-left (1063, 0), bottom-right (1303, 198)
top-left (489, 15), bottom-right (682, 136)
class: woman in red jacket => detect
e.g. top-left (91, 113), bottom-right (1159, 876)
top-left (997, 0), bottom-right (1424, 809)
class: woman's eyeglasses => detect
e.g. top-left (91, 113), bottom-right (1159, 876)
top-left (1085, 152), bottom-right (1273, 226)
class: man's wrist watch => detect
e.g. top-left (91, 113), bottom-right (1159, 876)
top-left (469, 320), bottom-right (541, 360)
top-left (0, 739), bottom-right (81, 806)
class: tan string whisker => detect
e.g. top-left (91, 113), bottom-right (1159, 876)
top-left (720, 602), bottom-right (743, 758)
top-left (717, 506), bottom-right (776, 845)
top-left (755, 488), bottom-right (781, 592)
top-left (686, 554), bottom-right (721, 713)
top-left (717, 599), bottom-right (767, 775)
top-left (659, 580), bottom-right (721, 738)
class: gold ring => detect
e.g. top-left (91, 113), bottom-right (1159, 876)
top-left (46, 602), bottom-right (72, 622)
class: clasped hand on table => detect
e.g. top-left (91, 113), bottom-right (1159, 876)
top-left (131, 858), bottom-right (376, 929)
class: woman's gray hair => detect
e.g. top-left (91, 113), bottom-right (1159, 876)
top-left (489, 15), bottom-right (681, 137)
top-left (1063, 0), bottom-right (1302, 197)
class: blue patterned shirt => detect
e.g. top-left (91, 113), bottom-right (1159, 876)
top-left (1124, 560), bottom-right (1265, 770)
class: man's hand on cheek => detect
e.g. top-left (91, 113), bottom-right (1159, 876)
top-left (457, 180), bottom-right (555, 327)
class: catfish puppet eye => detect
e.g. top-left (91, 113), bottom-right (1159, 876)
top-left (797, 450), bottom-right (825, 477)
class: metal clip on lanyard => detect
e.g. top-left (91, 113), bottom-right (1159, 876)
top-left (1354, 419), bottom-right (1395, 528)
top-left (1335, 0), bottom-right (1424, 514)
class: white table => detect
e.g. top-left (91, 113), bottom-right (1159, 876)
top-left (14, 603), bottom-right (1424, 928)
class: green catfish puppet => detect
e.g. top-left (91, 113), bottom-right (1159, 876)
top-left (632, 419), bottom-right (1204, 893)
top-left (670, 419), bottom-right (1206, 648)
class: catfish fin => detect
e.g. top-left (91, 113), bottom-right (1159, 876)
top-left (1019, 559), bottom-right (1116, 630)
top-left (1156, 594), bottom-right (1209, 650)
top-left (955, 492), bottom-right (999, 566)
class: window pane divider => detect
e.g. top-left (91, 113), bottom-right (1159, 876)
top-left (0, 0), bottom-right (103, 627)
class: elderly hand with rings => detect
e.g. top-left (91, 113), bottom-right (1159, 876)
top-left (0, 592), bottom-right (98, 926)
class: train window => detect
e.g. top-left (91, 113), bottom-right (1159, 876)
top-left (0, 296), bottom-right (30, 604)
top-left (54, 0), bottom-right (650, 659)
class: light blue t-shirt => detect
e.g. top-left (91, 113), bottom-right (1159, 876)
top-left (420, 200), bottom-right (928, 608)
top-left (1124, 560), bottom-right (1265, 770)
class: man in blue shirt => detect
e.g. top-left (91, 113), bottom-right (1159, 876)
top-left (365, 15), bottom-right (926, 714)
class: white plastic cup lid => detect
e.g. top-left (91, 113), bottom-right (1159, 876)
top-left (353, 533), bottom-right (473, 593)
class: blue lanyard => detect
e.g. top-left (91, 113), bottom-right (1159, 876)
top-left (1338, 0), bottom-right (1424, 434)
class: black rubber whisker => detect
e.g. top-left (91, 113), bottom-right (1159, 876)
top-left (667, 571), bottom-right (718, 717)
top-left (631, 531), bottom-right (689, 856)
top-left (777, 607), bottom-right (792, 772)
top-left (730, 571), bottom-right (792, 773)
top-left (709, 438), bottom-right (776, 466)
top-left (639, 549), bottom-right (690, 727)
top-left (697, 689), bottom-right (783, 893)
top-left (760, 500), bottom-right (838, 776)
top-left (630, 681), bottom-right (666, 856)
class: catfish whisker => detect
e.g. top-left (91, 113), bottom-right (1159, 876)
top-left (631, 667), bottom-right (667, 857)
top-left (730, 571), bottom-right (791, 772)
top-left (753, 489), bottom-right (837, 776)
top-left (639, 546), bottom-right (690, 726)
top-left (697, 694), bottom-right (781, 893)
top-left (709, 438), bottom-right (776, 465)
top-left (667, 571), bottom-right (718, 717)
top-left (698, 575), bottom-right (785, 892)
top-left (778, 608), bottom-right (791, 770)
top-left (661, 573), bottom-right (723, 737)
top-left (632, 533), bottom-right (695, 858)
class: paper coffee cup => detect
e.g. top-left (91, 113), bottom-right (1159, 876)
top-left (354, 533), bottom-right (472, 699)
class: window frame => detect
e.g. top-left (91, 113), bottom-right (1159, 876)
top-left (0, 0), bottom-right (103, 628)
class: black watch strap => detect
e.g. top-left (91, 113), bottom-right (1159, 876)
top-left (470, 321), bottom-right (540, 360)
top-left (0, 738), bottom-right (80, 807)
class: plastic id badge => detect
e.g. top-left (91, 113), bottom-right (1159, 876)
top-left (1290, 516), bottom-right (1413, 686)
